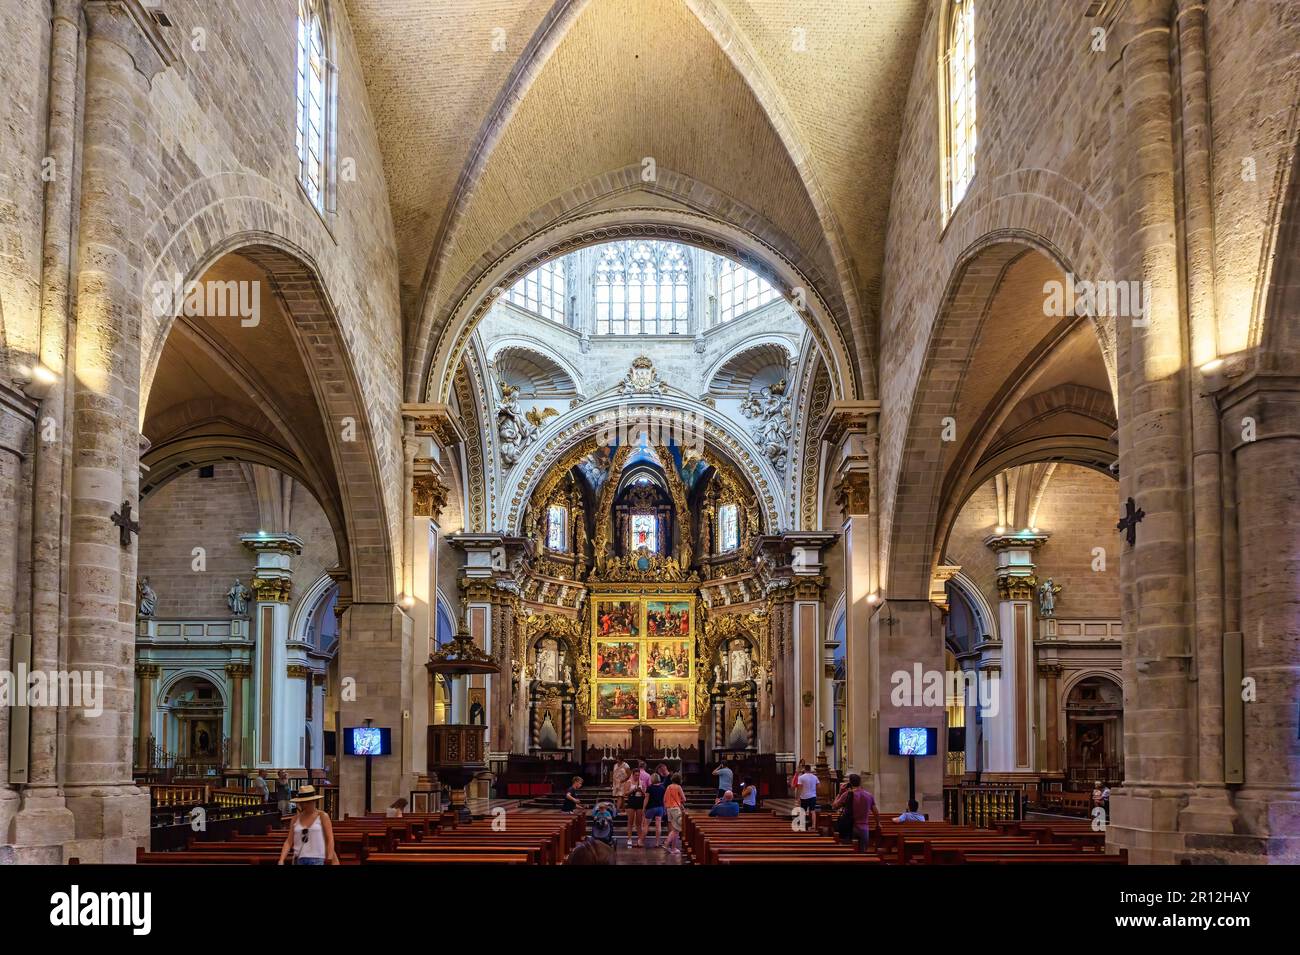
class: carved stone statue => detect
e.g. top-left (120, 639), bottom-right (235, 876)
top-left (1038, 577), bottom-right (1060, 617)
top-left (537, 640), bottom-right (558, 683)
top-left (226, 578), bottom-right (251, 616)
top-left (713, 663), bottom-right (723, 687)
top-left (739, 379), bottom-right (793, 472)
top-left (495, 379), bottom-right (556, 467)
top-left (563, 663), bottom-right (572, 685)
top-left (727, 639), bottom-right (752, 683)
top-left (137, 577), bottom-right (158, 617)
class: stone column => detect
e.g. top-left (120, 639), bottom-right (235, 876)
top-left (242, 534), bottom-right (304, 769)
top-left (1039, 663), bottom-right (1063, 776)
top-left (285, 665), bottom-right (312, 769)
top-left (820, 402), bottom-right (880, 780)
top-left (225, 663), bottom-right (250, 770)
top-left (62, 0), bottom-right (174, 864)
top-left (133, 663), bottom-right (160, 772)
top-left (0, 399), bottom-right (34, 848)
top-left (1217, 376), bottom-right (1300, 862)
top-left (1107, 0), bottom-right (1197, 864)
top-left (337, 602), bottom-right (414, 818)
top-left (782, 533), bottom-right (834, 763)
top-left (983, 532), bottom-right (1047, 774)
top-left (407, 464), bottom-right (447, 779)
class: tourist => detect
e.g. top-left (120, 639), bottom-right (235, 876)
top-left (251, 770), bottom-right (270, 803)
top-left (643, 772), bottom-right (667, 847)
top-left (709, 790), bottom-right (740, 817)
top-left (663, 772), bottom-right (687, 855)
top-left (794, 763), bottom-right (820, 831)
top-left (712, 760), bottom-right (734, 799)
top-left (591, 800), bottom-right (617, 846)
top-left (563, 775), bottom-right (584, 813)
top-left (625, 761), bottom-right (649, 846)
top-left (832, 774), bottom-right (881, 852)
top-left (739, 778), bottom-right (758, 813)
top-left (275, 770), bottom-right (292, 815)
top-left (611, 756), bottom-right (631, 812)
top-left (656, 761), bottom-right (671, 782)
top-left (277, 785), bottom-right (337, 865)
top-left (895, 799), bottom-right (925, 822)
top-left (386, 797), bottom-right (408, 818)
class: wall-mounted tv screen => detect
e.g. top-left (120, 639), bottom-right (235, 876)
top-left (343, 726), bottom-right (391, 756)
top-left (888, 726), bottom-right (938, 757)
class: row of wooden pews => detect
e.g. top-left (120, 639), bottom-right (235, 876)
top-left (682, 809), bottom-right (1127, 865)
top-left (683, 811), bottom-right (884, 865)
top-left (132, 810), bottom-right (583, 865)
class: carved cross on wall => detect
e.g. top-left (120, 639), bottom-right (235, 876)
top-left (111, 500), bottom-right (140, 547)
top-left (1117, 497), bottom-right (1145, 547)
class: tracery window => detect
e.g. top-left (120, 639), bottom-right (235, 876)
top-left (507, 261), bottom-right (567, 323)
top-left (296, 0), bottom-right (330, 210)
top-left (943, 0), bottom-right (977, 216)
top-left (717, 259), bottom-right (780, 324)
top-left (546, 504), bottom-right (567, 552)
top-left (594, 241), bottom-right (690, 335)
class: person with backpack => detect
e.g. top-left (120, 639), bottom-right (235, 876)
top-left (832, 774), bottom-right (881, 851)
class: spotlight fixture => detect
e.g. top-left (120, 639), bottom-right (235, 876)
top-left (19, 363), bottom-right (58, 401)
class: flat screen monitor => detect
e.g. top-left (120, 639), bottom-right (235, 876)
top-left (343, 726), bottom-right (391, 756)
top-left (888, 726), bottom-right (938, 757)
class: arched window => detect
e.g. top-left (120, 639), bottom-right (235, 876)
top-left (546, 504), bottom-right (567, 552)
top-left (942, 0), bottom-right (977, 216)
top-left (717, 503), bottom-right (739, 553)
top-left (594, 241), bottom-right (690, 335)
top-left (717, 259), bottom-right (780, 324)
top-left (507, 261), bottom-right (567, 323)
top-left (296, 0), bottom-right (331, 211)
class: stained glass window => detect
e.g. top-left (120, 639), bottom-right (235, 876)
top-left (546, 504), bottom-right (567, 552)
top-left (717, 503), bottom-right (739, 553)
top-left (630, 513), bottom-right (658, 553)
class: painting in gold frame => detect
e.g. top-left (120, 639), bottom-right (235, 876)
top-left (589, 594), bottom-right (695, 724)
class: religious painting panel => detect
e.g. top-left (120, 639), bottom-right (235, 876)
top-left (595, 600), bottom-right (640, 638)
top-left (646, 640), bottom-right (690, 679)
top-left (646, 600), bottom-right (689, 638)
top-left (646, 681), bottom-right (691, 721)
top-left (596, 682), bottom-right (640, 721)
top-left (597, 641), bottom-right (640, 678)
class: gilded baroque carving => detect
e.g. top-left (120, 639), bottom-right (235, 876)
top-left (412, 473), bottom-right (449, 519)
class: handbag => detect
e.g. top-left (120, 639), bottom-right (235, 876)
top-left (627, 786), bottom-right (645, 810)
top-left (835, 790), bottom-right (855, 839)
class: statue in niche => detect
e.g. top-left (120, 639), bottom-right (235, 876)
top-left (1038, 578), bottom-right (1061, 617)
top-left (740, 379), bottom-right (793, 473)
top-left (536, 639), bottom-right (559, 684)
top-left (563, 662), bottom-right (573, 686)
top-left (713, 663), bottom-right (723, 688)
top-left (726, 639), bottom-right (752, 684)
top-left (137, 577), bottom-right (158, 618)
top-left (226, 578), bottom-right (251, 616)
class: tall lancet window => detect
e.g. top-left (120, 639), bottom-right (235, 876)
top-left (943, 0), bottom-right (977, 217)
top-left (546, 504), bottom-right (567, 552)
top-left (594, 241), bottom-right (690, 335)
top-left (296, 0), bottom-right (331, 211)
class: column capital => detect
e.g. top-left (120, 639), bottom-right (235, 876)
top-left (286, 664), bottom-right (313, 679)
top-left (225, 663), bottom-right (252, 678)
top-left (995, 574), bottom-right (1039, 602)
top-left (134, 662), bottom-right (160, 679)
top-left (817, 400), bottom-right (881, 447)
top-left (983, 531), bottom-right (1049, 552)
top-left (402, 402), bottom-right (466, 448)
top-left (84, 0), bottom-right (177, 85)
top-left (930, 564), bottom-right (961, 610)
top-left (412, 473), bottom-right (450, 520)
top-left (240, 533), bottom-right (304, 558)
top-left (250, 576), bottom-right (293, 603)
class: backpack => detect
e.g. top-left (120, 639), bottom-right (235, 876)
top-left (835, 791), bottom-right (856, 839)
top-left (592, 809), bottom-right (614, 841)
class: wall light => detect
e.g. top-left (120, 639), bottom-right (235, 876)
top-left (399, 593), bottom-right (416, 609)
top-left (19, 363), bottom-right (59, 401)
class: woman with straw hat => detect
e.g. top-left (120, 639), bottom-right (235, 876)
top-left (278, 785), bottom-right (338, 865)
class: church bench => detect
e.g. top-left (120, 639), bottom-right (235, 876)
top-left (365, 852), bottom-right (532, 865)
top-left (717, 853), bottom-right (883, 865)
top-left (383, 842), bottom-right (548, 864)
top-left (136, 850), bottom-right (278, 865)
top-left (957, 850), bottom-right (1127, 865)
top-left (898, 836), bottom-right (1042, 864)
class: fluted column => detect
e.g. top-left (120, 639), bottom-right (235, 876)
top-left (62, 0), bottom-right (174, 864)
top-left (243, 534), bottom-right (303, 769)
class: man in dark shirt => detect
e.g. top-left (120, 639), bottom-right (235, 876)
top-left (709, 790), bottom-right (740, 817)
top-left (563, 776), bottom-right (584, 813)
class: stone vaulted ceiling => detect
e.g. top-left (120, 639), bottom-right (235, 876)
top-left (345, 0), bottom-right (927, 387)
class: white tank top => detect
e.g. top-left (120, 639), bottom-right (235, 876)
top-left (293, 815), bottom-right (326, 860)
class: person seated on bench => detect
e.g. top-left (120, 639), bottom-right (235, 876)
top-left (739, 779), bottom-right (758, 813)
top-left (563, 776), bottom-right (584, 813)
top-left (895, 800), bottom-right (925, 822)
top-left (386, 798), bottom-right (408, 819)
top-left (832, 774), bottom-right (880, 851)
top-left (709, 790), bottom-right (740, 817)
top-left (278, 786), bottom-right (338, 866)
